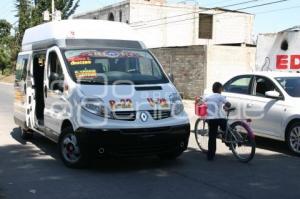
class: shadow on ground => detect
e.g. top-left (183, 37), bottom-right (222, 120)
top-left (0, 128), bottom-right (299, 199)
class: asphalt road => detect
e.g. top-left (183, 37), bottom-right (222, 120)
top-left (1, 83), bottom-right (300, 199)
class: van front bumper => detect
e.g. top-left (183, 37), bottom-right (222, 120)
top-left (75, 124), bottom-right (190, 157)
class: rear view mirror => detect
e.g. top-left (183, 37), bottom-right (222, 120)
top-left (265, 91), bottom-right (282, 100)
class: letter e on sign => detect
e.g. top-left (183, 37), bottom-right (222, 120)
top-left (276, 55), bottom-right (288, 69)
top-left (291, 55), bottom-right (300, 69)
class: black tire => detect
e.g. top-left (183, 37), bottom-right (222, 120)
top-left (59, 127), bottom-right (90, 169)
top-left (158, 150), bottom-right (184, 160)
top-left (229, 121), bottom-right (255, 163)
top-left (194, 118), bottom-right (209, 153)
top-left (286, 122), bottom-right (300, 155)
top-left (20, 128), bottom-right (33, 140)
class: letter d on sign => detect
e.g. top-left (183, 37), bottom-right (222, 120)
top-left (276, 55), bottom-right (288, 69)
top-left (291, 55), bottom-right (300, 69)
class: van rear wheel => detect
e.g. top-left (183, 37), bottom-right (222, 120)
top-left (59, 127), bottom-right (90, 168)
top-left (20, 128), bottom-right (33, 140)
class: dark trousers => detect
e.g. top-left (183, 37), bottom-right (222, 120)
top-left (207, 119), bottom-right (227, 159)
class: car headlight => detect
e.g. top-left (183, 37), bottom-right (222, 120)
top-left (169, 93), bottom-right (184, 115)
top-left (81, 98), bottom-right (112, 118)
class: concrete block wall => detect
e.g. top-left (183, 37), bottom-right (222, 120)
top-left (206, 45), bottom-right (256, 90)
top-left (151, 46), bottom-right (207, 99)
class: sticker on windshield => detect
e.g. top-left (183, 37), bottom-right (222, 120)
top-left (68, 56), bottom-right (92, 66)
top-left (74, 69), bottom-right (97, 79)
top-left (103, 50), bottom-right (120, 58)
top-left (70, 60), bottom-right (92, 65)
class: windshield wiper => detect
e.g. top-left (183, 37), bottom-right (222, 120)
top-left (77, 79), bottom-right (106, 85)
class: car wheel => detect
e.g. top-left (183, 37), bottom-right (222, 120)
top-left (59, 127), bottom-right (90, 168)
top-left (286, 122), bottom-right (300, 155)
top-left (20, 128), bottom-right (33, 140)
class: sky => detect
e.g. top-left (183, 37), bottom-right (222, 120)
top-left (0, 0), bottom-right (299, 34)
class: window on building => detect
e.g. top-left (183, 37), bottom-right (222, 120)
top-left (198, 14), bottom-right (213, 39)
top-left (108, 13), bottom-right (115, 21)
top-left (119, 10), bottom-right (122, 22)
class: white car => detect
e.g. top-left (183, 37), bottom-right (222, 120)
top-left (222, 72), bottom-right (300, 155)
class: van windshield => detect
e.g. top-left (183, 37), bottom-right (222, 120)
top-left (63, 49), bottom-right (169, 85)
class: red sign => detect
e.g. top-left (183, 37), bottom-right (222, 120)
top-left (276, 54), bottom-right (300, 70)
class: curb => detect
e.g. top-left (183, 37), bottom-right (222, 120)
top-left (0, 82), bottom-right (13, 86)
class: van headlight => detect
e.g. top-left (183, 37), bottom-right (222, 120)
top-left (169, 93), bottom-right (184, 115)
top-left (81, 98), bottom-right (112, 118)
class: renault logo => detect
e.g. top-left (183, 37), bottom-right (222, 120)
top-left (140, 112), bottom-right (148, 122)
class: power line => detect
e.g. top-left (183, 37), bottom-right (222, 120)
top-left (133, 0), bottom-right (289, 30)
top-left (236, 0), bottom-right (288, 11)
top-left (131, 0), bottom-right (259, 27)
top-left (255, 4), bottom-right (300, 14)
top-left (204, 0), bottom-right (237, 7)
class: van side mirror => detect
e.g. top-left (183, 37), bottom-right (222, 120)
top-left (168, 73), bottom-right (174, 83)
top-left (265, 91), bottom-right (283, 100)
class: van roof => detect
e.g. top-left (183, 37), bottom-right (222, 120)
top-left (22, 19), bottom-right (145, 51)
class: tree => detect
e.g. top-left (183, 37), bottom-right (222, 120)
top-left (15, 0), bottom-right (31, 45)
top-left (11, 0), bottom-right (80, 74)
top-left (0, 19), bottom-right (12, 38)
top-left (0, 49), bottom-right (10, 75)
top-left (0, 19), bottom-right (13, 74)
top-left (31, 0), bottom-right (80, 26)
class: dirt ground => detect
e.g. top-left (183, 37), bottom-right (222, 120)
top-left (0, 75), bottom-right (14, 84)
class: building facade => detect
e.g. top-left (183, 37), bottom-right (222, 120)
top-left (74, 0), bottom-right (256, 98)
top-left (74, 0), bottom-right (254, 48)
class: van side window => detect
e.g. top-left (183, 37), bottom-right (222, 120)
top-left (15, 55), bottom-right (29, 81)
top-left (48, 51), bottom-right (64, 91)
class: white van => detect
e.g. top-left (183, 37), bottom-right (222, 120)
top-left (13, 20), bottom-right (190, 168)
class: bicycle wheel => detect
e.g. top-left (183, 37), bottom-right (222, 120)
top-left (194, 118), bottom-right (209, 153)
top-left (228, 121), bottom-right (255, 163)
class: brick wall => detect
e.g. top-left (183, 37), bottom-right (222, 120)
top-left (151, 46), bottom-right (207, 99)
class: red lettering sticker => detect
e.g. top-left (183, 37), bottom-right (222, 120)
top-left (290, 55), bottom-right (300, 69)
top-left (276, 55), bottom-right (288, 69)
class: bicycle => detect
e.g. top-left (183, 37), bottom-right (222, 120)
top-left (194, 107), bottom-right (256, 163)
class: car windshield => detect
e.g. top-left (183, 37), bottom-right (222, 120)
top-left (275, 76), bottom-right (300, 97)
top-left (63, 49), bottom-right (169, 85)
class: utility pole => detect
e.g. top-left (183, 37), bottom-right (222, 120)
top-left (43, 0), bottom-right (61, 21)
top-left (52, 0), bottom-right (55, 19)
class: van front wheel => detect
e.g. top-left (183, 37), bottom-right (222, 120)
top-left (59, 127), bottom-right (90, 168)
